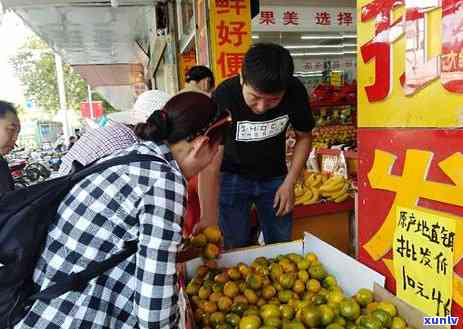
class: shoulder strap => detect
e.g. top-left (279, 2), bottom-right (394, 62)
top-left (27, 153), bottom-right (166, 302)
top-left (28, 241), bottom-right (137, 302)
top-left (71, 153), bottom-right (166, 182)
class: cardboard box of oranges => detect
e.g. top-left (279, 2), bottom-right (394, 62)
top-left (182, 233), bottom-right (435, 329)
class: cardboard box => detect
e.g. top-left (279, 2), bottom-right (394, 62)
top-left (185, 233), bottom-right (442, 329)
top-left (186, 233), bottom-right (385, 297)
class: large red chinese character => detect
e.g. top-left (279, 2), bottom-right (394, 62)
top-left (360, 0), bottom-right (404, 102)
top-left (217, 20), bottom-right (247, 46)
top-left (283, 11), bottom-right (299, 25)
top-left (337, 12), bottom-right (353, 25)
top-left (217, 52), bottom-right (245, 77)
top-left (361, 42), bottom-right (391, 102)
top-left (259, 11), bottom-right (275, 25)
top-left (315, 12), bottom-right (331, 25)
top-left (216, 0), bottom-right (246, 15)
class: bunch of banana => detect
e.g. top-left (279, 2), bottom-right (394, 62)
top-left (294, 171), bottom-right (326, 205)
top-left (318, 174), bottom-right (351, 203)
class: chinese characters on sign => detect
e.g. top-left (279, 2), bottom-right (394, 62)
top-left (252, 6), bottom-right (356, 32)
top-left (179, 49), bottom-right (197, 89)
top-left (209, 0), bottom-right (251, 84)
top-left (393, 207), bottom-right (455, 317)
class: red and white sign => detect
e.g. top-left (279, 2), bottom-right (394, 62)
top-left (80, 101), bottom-right (104, 119)
top-left (252, 6), bottom-right (356, 32)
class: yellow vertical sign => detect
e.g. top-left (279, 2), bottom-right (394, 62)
top-left (394, 206), bottom-right (455, 317)
top-left (179, 49), bottom-right (197, 89)
top-left (208, 0), bottom-right (252, 85)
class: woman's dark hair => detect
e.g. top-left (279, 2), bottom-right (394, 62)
top-left (135, 91), bottom-right (219, 144)
top-left (0, 101), bottom-right (18, 119)
top-left (241, 43), bottom-right (294, 94)
top-left (185, 65), bottom-right (215, 89)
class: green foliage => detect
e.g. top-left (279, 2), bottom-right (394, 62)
top-left (10, 36), bottom-right (116, 114)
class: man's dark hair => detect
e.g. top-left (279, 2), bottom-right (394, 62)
top-left (241, 43), bottom-right (294, 94)
top-left (0, 101), bottom-right (18, 119)
top-left (186, 65), bottom-right (215, 89)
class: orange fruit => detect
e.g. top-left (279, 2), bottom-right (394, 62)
top-left (196, 265), bottom-right (209, 277)
top-left (210, 311), bottom-right (225, 326)
top-left (198, 286), bottom-right (211, 299)
top-left (262, 285), bottom-right (277, 299)
top-left (305, 252), bottom-right (318, 264)
top-left (293, 279), bottom-right (306, 295)
top-left (223, 281), bottom-right (239, 298)
top-left (203, 300), bottom-right (218, 314)
top-left (217, 296), bottom-right (233, 311)
top-left (244, 289), bottom-right (258, 304)
top-left (238, 263), bottom-right (252, 277)
top-left (203, 226), bottom-right (222, 243)
top-left (227, 267), bottom-right (241, 280)
top-left (391, 317), bottom-right (406, 329)
top-left (355, 288), bottom-right (374, 306)
top-left (377, 301), bottom-right (397, 317)
top-left (239, 315), bottom-right (261, 329)
top-left (210, 291), bottom-right (223, 303)
top-left (309, 264), bottom-right (327, 280)
top-left (191, 233), bottom-right (207, 247)
top-left (279, 273), bottom-right (296, 289)
top-left (301, 305), bottom-right (321, 328)
top-left (260, 304), bottom-right (281, 319)
top-left (320, 304), bottom-right (336, 326)
top-left (340, 299), bottom-right (361, 320)
top-left (246, 273), bottom-right (263, 290)
top-left (297, 270), bottom-right (309, 283)
top-left (307, 279), bottom-right (321, 293)
top-left (204, 243), bottom-right (220, 259)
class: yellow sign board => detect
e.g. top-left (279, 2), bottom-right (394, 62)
top-left (179, 49), bottom-right (197, 89)
top-left (357, 0), bottom-right (463, 127)
top-left (208, 0), bottom-right (252, 85)
top-left (393, 206), bottom-right (455, 317)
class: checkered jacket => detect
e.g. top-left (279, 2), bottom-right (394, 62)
top-left (58, 122), bottom-right (137, 176)
top-left (15, 141), bottom-right (187, 329)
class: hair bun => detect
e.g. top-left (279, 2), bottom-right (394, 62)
top-left (148, 110), bottom-right (171, 140)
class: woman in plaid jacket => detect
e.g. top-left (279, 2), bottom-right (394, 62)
top-left (15, 92), bottom-right (231, 329)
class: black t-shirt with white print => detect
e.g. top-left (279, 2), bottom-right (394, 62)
top-left (212, 75), bottom-right (315, 179)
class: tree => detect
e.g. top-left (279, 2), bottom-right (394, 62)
top-left (10, 36), bottom-right (115, 114)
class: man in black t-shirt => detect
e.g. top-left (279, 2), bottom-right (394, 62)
top-left (197, 43), bottom-right (315, 249)
top-left (0, 101), bottom-right (20, 194)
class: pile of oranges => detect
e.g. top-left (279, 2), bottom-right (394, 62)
top-left (186, 251), bottom-right (413, 329)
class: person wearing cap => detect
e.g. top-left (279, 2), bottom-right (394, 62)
top-left (58, 89), bottom-right (171, 176)
top-left (197, 43), bottom-right (315, 249)
top-left (184, 65), bottom-right (215, 94)
top-left (15, 92), bottom-right (232, 329)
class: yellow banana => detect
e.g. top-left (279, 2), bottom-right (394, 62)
top-left (303, 187), bottom-right (320, 205)
top-left (324, 175), bottom-right (344, 186)
top-left (334, 192), bottom-right (350, 203)
top-left (297, 189), bottom-right (313, 204)
top-left (310, 175), bottom-right (322, 188)
top-left (319, 181), bottom-right (345, 193)
top-left (329, 183), bottom-right (349, 199)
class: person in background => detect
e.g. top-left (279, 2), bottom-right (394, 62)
top-left (0, 100), bottom-right (20, 194)
top-left (74, 128), bottom-right (81, 139)
top-left (67, 136), bottom-right (76, 149)
top-left (58, 90), bottom-right (171, 176)
top-left (184, 65), bottom-right (215, 94)
top-left (197, 43), bottom-right (315, 249)
top-left (15, 92), bottom-right (232, 329)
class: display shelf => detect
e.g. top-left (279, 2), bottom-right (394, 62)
top-left (293, 198), bottom-right (354, 219)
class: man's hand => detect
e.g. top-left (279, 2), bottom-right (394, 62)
top-left (273, 180), bottom-right (295, 217)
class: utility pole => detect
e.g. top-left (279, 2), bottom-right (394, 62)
top-left (54, 53), bottom-right (71, 144)
top-left (87, 85), bottom-right (94, 119)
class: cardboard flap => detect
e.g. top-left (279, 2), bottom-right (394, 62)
top-left (303, 233), bottom-right (385, 296)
